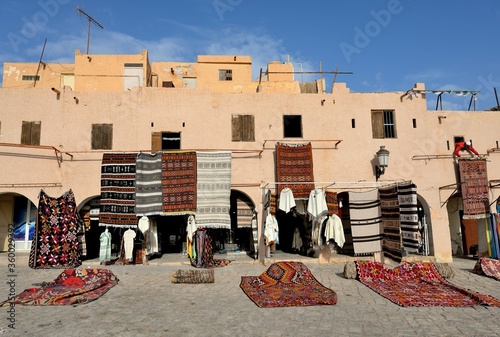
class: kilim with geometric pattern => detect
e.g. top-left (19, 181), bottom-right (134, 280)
top-left (240, 261), bottom-right (337, 308)
top-left (162, 151), bottom-right (197, 215)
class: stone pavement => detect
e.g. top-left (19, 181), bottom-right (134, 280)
top-left (0, 252), bottom-right (499, 337)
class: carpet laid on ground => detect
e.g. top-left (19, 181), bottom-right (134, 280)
top-left (240, 261), bottom-right (337, 308)
top-left (472, 257), bottom-right (500, 281)
top-left (0, 268), bottom-right (119, 306)
top-left (354, 260), bottom-right (500, 307)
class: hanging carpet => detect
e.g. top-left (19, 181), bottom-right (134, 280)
top-left (354, 260), bottom-right (500, 307)
top-left (379, 185), bottom-right (402, 262)
top-left (348, 189), bottom-right (383, 255)
top-left (397, 182), bottom-right (420, 253)
top-left (275, 142), bottom-right (315, 200)
top-left (0, 268), bottom-right (118, 306)
top-left (458, 159), bottom-right (489, 219)
top-left (325, 191), bottom-right (341, 218)
top-left (162, 151), bottom-right (197, 215)
top-left (135, 151), bottom-right (163, 216)
top-left (28, 189), bottom-right (81, 269)
top-left (472, 257), bottom-right (500, 281)
top-left (99, 152), bottom-right (138, 227)
top-left (195, 152), bottom-right (231, 229)
top-left (240, 261), bottom-right (337, 308)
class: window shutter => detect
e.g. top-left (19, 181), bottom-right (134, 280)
top-left (92, 124), bottom-right (112, 150)
top-left (371, 111), bottom-right (384, 139)
top-left (31, 121), bottom-right (41, 145)
top-left (151, 132), bottom-right (162, 152)
top-left (21, 121), bottom-right (31, 145)
top-left (241, 115), bottom-right (255, 141)
top-left (232, 115), bottom-right (242, 141)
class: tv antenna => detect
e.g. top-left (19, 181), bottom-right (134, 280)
top-left (77, 7), bottom-right (103, 54)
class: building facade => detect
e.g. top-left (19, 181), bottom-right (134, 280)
top-left (1, 50), bottom-right (499, 262)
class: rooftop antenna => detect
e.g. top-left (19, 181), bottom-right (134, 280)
top-left (33, 38), bottom-right (47, 87)
top-left (77, 7), bottom-right (103, 54)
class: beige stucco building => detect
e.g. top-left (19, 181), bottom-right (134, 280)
top-left (1, 50), bottom-right (499, 263)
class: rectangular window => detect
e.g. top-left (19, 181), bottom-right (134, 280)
top-left (22, 75), bottom-right (40, 81)
top-left (283, 115), bottom-right (302, 138)
top-left (21, 121), bottom-right (41, 145)
top-left (151, 132), bottom-right (181, 150)
top-left (162, 81), bottom-right (175, 88)
top-left (218, 69), bottom-right (233, 81)
top-left (371, 110), bottom-right (396, 139)
top-left (91, 124), bottom-right (113, 150)
top-left (232, 115), bottom-right (255, 142)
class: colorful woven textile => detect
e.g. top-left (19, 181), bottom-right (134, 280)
top-left (190, 229), bottom-right (232, 268)
top-left (99, 152), bottom-right (137, 227)
top-left (135, 152), bottom-right (163, 216)
top-left (398, 182), bottom-right (420, 253)
top-left (28, 190), bottom-right (81, 269)
top-left (275, 142), bottom-right (315, 199)
top-left (355, 260), bottom-right (500, 307)
top-left (348, 189), bottom-right (382, 255)
top-left (162, 151), bottom-right (197, 215)
top-left (472, 257), bottom-right (500, 281)
top-left (195, 152), bottom-right (231, 229)
top-left (325, 191), bottom-right (341, 218)
top-left (379, 185), bottom-right (402, 262)
top-left (0, 268), bottom-right (118, 306)
top-left (459, 159), bottom-right (489, 219)
top-left (240, 261), bottom-right (337, 308)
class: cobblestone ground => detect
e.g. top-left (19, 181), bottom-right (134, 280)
top-left (0, 253), bottom-right (499, 337)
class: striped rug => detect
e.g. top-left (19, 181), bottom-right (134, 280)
top-left (99, 152), bottom-right (138, 227)
top-left (162, 151), bottom-right (197, 215)
top-left (135, 152), bottom-right (163, 216)
top-left (348, 189), bottom-right (382, 255)
top-left (196, 151), bottom-right (231, 229)
top-left (379, 185), bottom-right (402, 261)
top-left (398, 182), bottom-right (420, 253)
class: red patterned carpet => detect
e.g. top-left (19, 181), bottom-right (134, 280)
top-left (355, 260), bottom-right (500, 307)
top-left (240, 261), bottom-right (337, 308)
top-left (473, 257), bottom-right (500, 281)
top-left (0, 268), bottom-right (119, 306)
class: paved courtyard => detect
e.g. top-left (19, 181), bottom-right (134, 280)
top-left (0, 252), bottom-right (499, 337)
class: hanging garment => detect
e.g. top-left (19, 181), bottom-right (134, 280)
top-left (99, 230), bottom-right (112, 263)
top-left (190, 229), bottom-right (231, 268)
top-left (148, 217), bottom-right (159, 255)
top-left (264, 213), bottom-right (279, 245)
top-left (279, 187), bottom-right (296, 213)
top-left (186, 215), bottom-right (198, 258)
top-left (307, 188), bottom-right (328, 218)
top-left (123, 229), bottom-right (136, 261)
top-left (324, 214), bottom-right (345, 248)
top-left (29, 189), bottom-right (81, 269)
top-left (292, 227), bottom-right (303, 251)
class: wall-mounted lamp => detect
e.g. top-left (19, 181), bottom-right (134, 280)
top-left (51, 87), bottom-right (60, 95)
top-left (73, 96), bottom-right (79, 104)
top-left (321, 99), bottom-right (325, 106)
top-left (375, 145), bottom-right (390, 181)
top-left (87, 56), bottom-right (92, 62)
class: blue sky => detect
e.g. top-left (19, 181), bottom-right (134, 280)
top-left (1, 0), bottom-right (499, 110)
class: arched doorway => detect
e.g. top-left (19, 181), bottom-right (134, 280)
top-left (447, 193), bottom-right (479, 257)
top-left (0, 193), bottom-right (36, 251)
top-left (229, 190), bottom-right (256, 254)
top-left (77, 195), bottom-right (104, 259)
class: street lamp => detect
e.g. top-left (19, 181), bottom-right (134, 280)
top-left (375, 145), bottom-right (390, 181)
